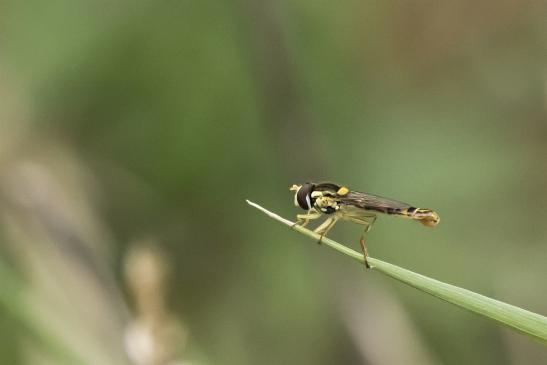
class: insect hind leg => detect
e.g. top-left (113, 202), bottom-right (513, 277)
top-left (359, 236), bottom-right (370, 269)
top-left (345, 215), bottom-right (376, 269)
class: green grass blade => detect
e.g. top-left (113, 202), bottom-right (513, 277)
top-left (246, 200), bottom-right (547, 343)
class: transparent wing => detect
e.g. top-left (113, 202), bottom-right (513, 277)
top-left (338, 191), bottom-right (412, 214)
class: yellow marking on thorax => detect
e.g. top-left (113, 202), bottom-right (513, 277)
top-left (337, 186), bottom-right (349, 196)
top-left (310, 191), bottom-right (323, 198)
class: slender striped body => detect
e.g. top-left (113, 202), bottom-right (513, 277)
top-left (290, 182), bottom-right (440, 267)
top-left (403, 207), bottom-right (440, 227)
top-left (291, 182), bottom-right (440, 226)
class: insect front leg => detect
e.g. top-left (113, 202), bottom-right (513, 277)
top-left (292, 210), bottom-right (322, 229)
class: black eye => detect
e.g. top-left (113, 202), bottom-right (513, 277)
top-left (297, 183), bottom-right (314, 210)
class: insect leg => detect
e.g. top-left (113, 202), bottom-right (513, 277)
top-left (292, 210), bottom-right (322, 228)
top-left (344, 215), bottom-right (376, 269)
top-left (313, 216), bottom-right (340, 244)
top-left (360, 235), bottom-right (371, 269)
top-left (364, 215), bottom-right (377, 232)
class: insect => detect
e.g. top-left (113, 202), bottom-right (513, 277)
top-left (290, 182), bottom-right (440, 268)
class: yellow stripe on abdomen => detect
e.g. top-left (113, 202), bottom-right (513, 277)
top-left (401, 207), bottom-right (440, 227)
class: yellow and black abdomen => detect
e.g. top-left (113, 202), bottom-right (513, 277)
top-left (337, 189), bottom-right (440, 227)
top-left (400, 207), bottom-right (440, 227)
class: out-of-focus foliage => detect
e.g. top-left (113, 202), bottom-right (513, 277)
top-left (0, 1), bottom-right (546, 364)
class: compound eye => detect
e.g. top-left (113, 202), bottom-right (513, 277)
top-left (296, 183), bottom-right (313, 210)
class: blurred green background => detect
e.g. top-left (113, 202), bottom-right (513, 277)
top-left (0, 1), bottom-right (546, 364)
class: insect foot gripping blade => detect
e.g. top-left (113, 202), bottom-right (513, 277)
top-left (409, 208), bottom-right (440, 227)
top-left (359, 235), bottom-right (371, 269)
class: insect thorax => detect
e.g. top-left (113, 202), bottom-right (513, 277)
top-left (311, 191), bottom-right (339, 214)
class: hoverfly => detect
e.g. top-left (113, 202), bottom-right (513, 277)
top-left (290, 182), bottom-right (440, 268)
